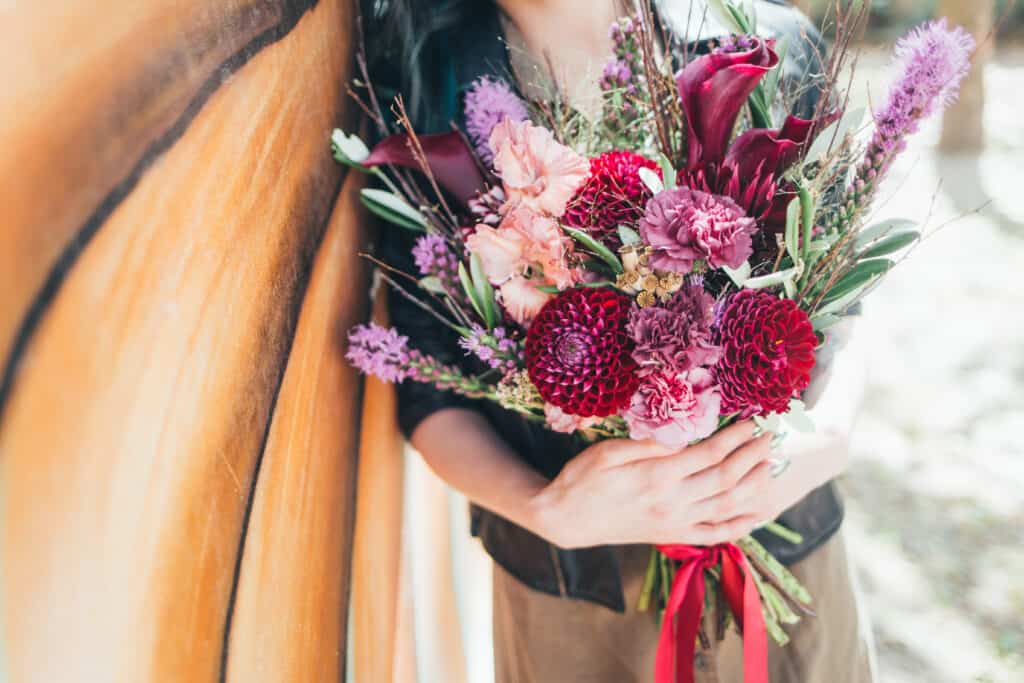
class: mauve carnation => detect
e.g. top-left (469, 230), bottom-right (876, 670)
top-left (639, 187), bottom-right (757, 273)
top-left (623, 368), bottom-right (721, 447)
top-left (627, 284), bottom-right (720, 376)
top-left (464, 77), bottom-right (530, 165)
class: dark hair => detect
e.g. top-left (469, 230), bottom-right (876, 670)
top-left (360, 0), bottom-right (492, 125)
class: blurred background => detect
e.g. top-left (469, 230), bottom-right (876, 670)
top-left (0, 1), bottom-right (1021, 682)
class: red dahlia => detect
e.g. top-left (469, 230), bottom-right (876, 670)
top-left (525, 288), bottom-right (639, 418)
top-left (563, 151), bottom-right (659, 246)
top-left (713, 290), bottom-right (818, 417)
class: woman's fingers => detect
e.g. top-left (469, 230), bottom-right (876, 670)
top-left (684, 515), bottom-right (761, 546)
top-left (690, 460), bottom-right (775, 523)
top-left (682, 433), bottom-right (773, 501)
top-left (651, 420), bottom-right (760, 480)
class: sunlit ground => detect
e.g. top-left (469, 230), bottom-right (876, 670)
top-left (842, 48), bottom-right (1024, 683)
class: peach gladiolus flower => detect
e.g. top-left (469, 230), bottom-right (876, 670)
top-left (500, 207), bottom-right (578, 289)
top-left (489, 118), bottom-right (589, 217)
top-left (465, 224), bottom-right (525, 284)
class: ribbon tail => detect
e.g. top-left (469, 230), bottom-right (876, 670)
top-left (654, 557), bottom-right (707, 683)
top-left (721, 545), bottom-right (770, 683)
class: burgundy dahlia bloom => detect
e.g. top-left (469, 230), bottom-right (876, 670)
top-left (639, 186), bottom-right (758, 273)
top-left (563, 150), bottom-right (660, 246)
top-left (627, 284), bottom-right (720, 376)
top-left (712, 290), bottom-right (818, 417)
top-left (623, 368), bottom-right (721, 447)
top-left (525, 288), bottom-right (639, 417)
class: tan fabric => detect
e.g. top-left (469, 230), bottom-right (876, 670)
top-left (493, 532), bottom-right (876, 683)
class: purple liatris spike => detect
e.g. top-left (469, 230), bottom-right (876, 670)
top-left (459, 325), bottom-right (523, 372)
top-left (870, 19), bottom-right (975, 161)
top-left (346, 323), bottom-right (413, 383)
top-left (464, 77), bottom-right (529, 166)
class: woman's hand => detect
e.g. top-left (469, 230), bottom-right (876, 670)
top-left (527, 421), bottom-right (776, 549)
top-left (696, 427), bottom-right (851, 532)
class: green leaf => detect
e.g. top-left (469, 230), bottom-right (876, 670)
top-left (743, 265), bottom-right (800, 290)
top-left (811, 313), bottom-right (842, 332)
top-left (360, 188), bottom-right (427, 232)
top-left (761, 37), bottom-right (789, 110)
top-left (784, 197), bottom-right (801, 263)
top-left (564, 226), bottom-right (624, 274)
top-left (803, 107), bottom-right (866, 165)
top-left (458, 262), bottom-right (486, 321)
top-left (469, 253), bottom-right (497, 329)
top-left (820, 258), bottom-right (893, 304)
top-left (638, 166), bottom-right (664, 194)
top-left (797, 183), bottom-right (815, 263)
top-left (656, 154), bottom-right (677, 190)
top-left (618, 225), bottom-right (642, 246)
top-left (418, 276), bottom-right (446, 294)
top-left (854, 218), bottom-right (916, 251)
top-left (806, 239), bottom-right (832, 255)
top-left (857, 230), bottom-right (920, 259)
top-left (535, 284), bottom-right (560, 294)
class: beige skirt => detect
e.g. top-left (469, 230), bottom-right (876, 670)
top-left (493, 531), bottom-right (877, 683)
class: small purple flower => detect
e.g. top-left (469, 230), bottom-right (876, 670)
top-left (459, 325), bottom-right (522, 372)
top-left (412, 233), bottom-right (464, 300)
top-left (464, 77), bottom-right (529, 166)
top-left (346, 323), bottom-right (413, 383)
top-left (628, 284), bottom-right (721, 376)
top-left (716, 34), bottom-right (757, 54)
top-left (638, 187), bottom-right (758, 273)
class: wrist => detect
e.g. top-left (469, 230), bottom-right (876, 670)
top-left (522, 482), bottom-right (567, 547)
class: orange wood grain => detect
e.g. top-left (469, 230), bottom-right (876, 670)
top-left (0, 0), bottom-right (353, 679)
top-left (0, 0), bottom-right (311, 382)
top-left (224, 165), bottom-right (366, 681)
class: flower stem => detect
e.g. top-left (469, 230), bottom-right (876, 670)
top-left (760, 521), bottom-right (805, 545)
top-left (636, 547), bottom-right (660, 612)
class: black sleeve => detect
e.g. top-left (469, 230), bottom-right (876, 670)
top-left (376, 224), bottom-right (482, 439)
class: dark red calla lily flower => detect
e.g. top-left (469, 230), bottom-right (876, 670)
top-left (363, 131), bottom-right (486, 203)
top-left (676, 39), bottom-right (820, 230)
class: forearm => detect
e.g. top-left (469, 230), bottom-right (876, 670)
top-left (410, 407), bottom-right (550, 536)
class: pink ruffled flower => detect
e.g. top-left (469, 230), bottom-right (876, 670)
top-left (639, 186), bottom-right (757, 273)
top-left (544, 403), bottom-right (600, 434)
top-left (467, 206), bottom-right (580, 291)
top-left (499, 275), bottom-right (553, 325)
top-left (489, 118), bottom-right (589, 217)
top-left (466, 224), bottom-right (525, 284)
top-left (623, 368), bottom-right (721, 448)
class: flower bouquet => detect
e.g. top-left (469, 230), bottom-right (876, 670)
top-left (335, 3), bottom-right (973, 681)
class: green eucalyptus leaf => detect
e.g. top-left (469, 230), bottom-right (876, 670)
top-left (458, 262), bottom-right (486, 321)
top-left (638, 166), bottom-right (664, 194)
top-left (854, 218), bottom-right (916, 250)
top-left (656, 154), bottom-right (677, 190)
top-left (536, 284), bottom-right (560, 294)
top-left (743, 265), bottom-right (800, 290)
top-left (469, 253), bottom-right (497, 328)
top-left (811, 313), bottom-right (842, 332)
top-left (618, 225), bottom-right (642, 246)
top-left (857, 230), bottom-right (920, 259)
top-left (360, 188), bottom-right (427, 232)
top-left (820, 258), bottom-right (893, 304)
top-left (564, 226), bottom-right (624, 274)
top-left (784, 197), bottom-right (801, 262)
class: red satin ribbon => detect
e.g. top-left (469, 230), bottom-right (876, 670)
top-left (653, 543), bottom-right (768, 683)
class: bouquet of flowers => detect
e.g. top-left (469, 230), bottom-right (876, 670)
top-left (335, 3), bottom-right (973, 681)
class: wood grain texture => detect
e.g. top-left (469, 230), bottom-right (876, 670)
top-left (0, 0), bottom-right (356, 679)
top-left (0, 0), bottom-right (317, 412)
top-left (224, 166), bottom-right (367, 683)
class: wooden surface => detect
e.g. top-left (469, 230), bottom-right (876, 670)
top-left (0, 0), bottom-right (365, 681)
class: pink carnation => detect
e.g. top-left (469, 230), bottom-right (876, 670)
top-left (489, 118), bottom-right (589, 217)
top-left (623, 368), bottom-right (721, 448)
top-left (499, 276), bottom-right (552, 326)
top-left (639, 187), bottom-right (758, 273)
top-left (467, 206), bottom-right (579, 291)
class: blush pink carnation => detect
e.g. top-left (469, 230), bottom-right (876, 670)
top-left (499, 276), bottom-right (553, 325)
top-left (639, 186), bottom-right (758, 273)
top-left (623, 368), bottom-right (721, 448)
top-left (489, 118), bottom-right (589, 217)
top-left (544, 403), bottom-right (600, 433)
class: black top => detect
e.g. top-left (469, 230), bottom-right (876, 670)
top-left (379, 0), bottom-right (843, 613)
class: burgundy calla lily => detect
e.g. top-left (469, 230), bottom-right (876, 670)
top-left (677, 37), bottom-right (779, 170)
top-left (364, 131), bottom-right (486, 203)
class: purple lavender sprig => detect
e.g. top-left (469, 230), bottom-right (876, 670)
top-left (829, 20), bottom-right (974, 233)
top-left (464, 77), bottom-right (529, 166)
top-left (347, 323), bottom-right (495, 398)
top-left (459, 325), bottom-right (523, 373)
